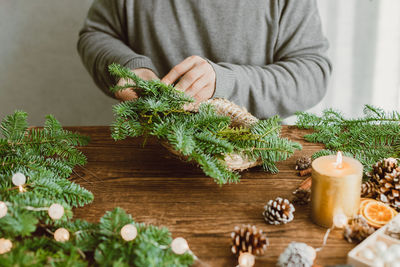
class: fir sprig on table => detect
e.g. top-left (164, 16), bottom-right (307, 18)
top-left (0, 111), bottom-right (194, 266)
top-left (109, 63), bottom-right (301, 184)
top-left (295, 105), bottom-right (400, 173)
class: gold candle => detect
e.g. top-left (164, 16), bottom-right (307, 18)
top-left (311, 152), bottom-right (363, 228)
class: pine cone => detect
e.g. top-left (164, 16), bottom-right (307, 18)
top-left (295, 156), bottom-right (312, 170)
top-left (230, 225), bottom-right (269, 256)
top-left (277, 242), bottom-right (316, 267)
top-left (361, 181), bottom-right (378, 198)
top-left (343, 216), bottom-right (375, 243)
top-left (292, 189), bottom-right (311, 205)
top-left (369, 158), bottom-right (400, 211)
top-left (369, 158), bottom-right (398, 180)
top-left (263, 197), bottom-right (295, 225)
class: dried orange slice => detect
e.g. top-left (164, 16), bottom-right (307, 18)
top-left (359, 199), bottom-right (398, 228)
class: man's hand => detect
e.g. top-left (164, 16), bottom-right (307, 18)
top-left (114, 68), bottom-right (159, 101)
top-left (161, 56), bottom-right (216, 103)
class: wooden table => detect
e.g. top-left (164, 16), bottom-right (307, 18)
top-left (70, 126), bottom-right (355, 266)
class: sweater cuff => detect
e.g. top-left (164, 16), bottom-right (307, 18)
top-left (207, 61), bottom-right (235, 99)
top-left (123, 57), bottom-right (159, 77)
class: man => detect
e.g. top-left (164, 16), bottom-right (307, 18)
top-left (78, 0), bottom-right (331, 119)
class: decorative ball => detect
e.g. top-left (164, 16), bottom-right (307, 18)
top-left (277, 242), bottom-right (316, 267)
top-left (238, 252), bottom-right (255, 267)
top-left (372, 258), bottom-right (384, 267)
top-left (120, 224), bottom-right (137, 241)
top-left (11, 172), bottom-right (26, 186)
top-left (374, 241), bottom-right (388, 256)
top-left (171, 237), bottom-right (189, 255)
top-left (0, 238), bottom-right (12, 254)
top-left (0, 201), bottom-right (7, 218)
top-left (360, 248), bottom-right (375, 260)
top-left (333, 213), bottom-right (348, 228)
top-left (54, 228), bottom-right (70, 242)
top-left (48, 203), bottom-right (64, 220)
top-left (388, 244), bottom-right (400, 258)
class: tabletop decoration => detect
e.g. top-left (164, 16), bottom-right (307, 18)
top-left (277, 242), bottom-right (316, 267)
top-left (230, 225), bottom-right (269, 256)
top-left (295, 105), bottom-right (400, 175)
top-left (358, 198), bottom-right (397, 228)
top-left (368, 158), bottom-right (400, 211)
top-left (311, 151), bottom-right (363, 228)
top-left (263, 197), bottom-right (295, 225)
top-left (343, 215), bottom-right (375, 243)
top-left (0, 111), bottom-right (194, 266)
top-left (292, 176), bottom-right (312, 205)
top-left (108, 63), bottom-right (301, 185)
top-left (295, 156), bottom-right (312, 171)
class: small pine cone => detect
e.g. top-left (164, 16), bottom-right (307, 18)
top-left (230, 225), bottom-right (269, 256)
top-left (343, 216), bottom-right (375, 243)
top-left (369, 158), bottom-right (399, 181)
top-left (295, 156), bottom-right (312, 170)
top-left (361, 181), bottom-right (378, 198)
top-left (263, 197), bottom-right (295, 225)
top-left (292, 189), bottom-right (311, 205)
top-left (376, 170), bottom-right (400, 211)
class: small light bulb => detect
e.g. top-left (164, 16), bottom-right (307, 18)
top-left (0, 201), bottom-right (7, 218)
top-left (171, 237), bottom-right (189, 255)
top-left (120, 224), bottom-right (137, 241)
top-left (238, 252), bottom-right (255, 267)
top-left (48, 203), bottom-right (64, 220)
top-left (333, 213), bottom-right (348, 228)
top-left (0, 238), bottom-right (12, 254)
top-left (54, 228), bottom-right (70, 242)
top-left (12, 172), bottom-right (26, 186)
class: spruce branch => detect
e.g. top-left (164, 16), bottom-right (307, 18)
top-left (295, 105), bottom-right (400, 174)
top-left (109, 64), bottom-right (301, 184)
top-left (0, 111), bottom-right (194, 266)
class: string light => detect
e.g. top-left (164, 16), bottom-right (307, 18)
top-left (171, 237), bottom-right (189, 255)
top-left (54, 228), bottom-right (70, 242)
top-left (333, 213), bottom-right (348, 228)
top-left (120, 224), bottom-right (137, 241)
top-left (0, 201), bottom-right (7, 218)
top-left (11, 172), bottom-right (26, 192)
top-left (48, 203), bottom-right (64, 220)
top-left (238, 252), bottom-right (255, 267)
top-left (0, 238), bottom-right (12, 254)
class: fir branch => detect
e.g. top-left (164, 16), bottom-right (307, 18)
top-left (295, 105), bottom-right (400, 174)
top-left (109, 64), bottom-right (301, 184)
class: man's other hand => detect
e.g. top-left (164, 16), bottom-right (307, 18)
top-left (162, 56), bottom-right (216, 103)
top-left (114, 68), bottom-right (158, 101)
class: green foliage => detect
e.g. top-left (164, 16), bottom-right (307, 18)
top-left (109, 63), bottom-right (301, 184)
top-left (295, 105), bottom-right (400, 174)
top-left (0, 112), bottom-right (194, 266)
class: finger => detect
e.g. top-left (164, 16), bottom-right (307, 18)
top-left (161, 56), bottom-right (198, 85)
top-left (174, 68), bottom-right (205, 92)
top-left (115, 88), bottom-right (138, 101)
top-left (185, 75), bottom-right (210, 97)
top-left (193, 87), bottom-right (214, 102)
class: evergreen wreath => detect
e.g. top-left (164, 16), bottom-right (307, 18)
top-left (295, 105), bottom-right (400, 174)
top-left (108, 63), bottom-right (302, 185)
top-left (0, 111), bottom-right (194, 266)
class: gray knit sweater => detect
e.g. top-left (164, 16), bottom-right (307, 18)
top-left (78, 0), bottom-right (331, 119)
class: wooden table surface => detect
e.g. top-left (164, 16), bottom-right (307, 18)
top-left (69, 126), bottom-right (356, 267)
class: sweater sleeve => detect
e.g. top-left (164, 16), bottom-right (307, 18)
top-left (77, 0), bottom-right (158, 97)
top-left (209, 0), bottom-right (332, 119)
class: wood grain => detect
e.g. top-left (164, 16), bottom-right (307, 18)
top-left (68, 126), bottom-right (355, 266)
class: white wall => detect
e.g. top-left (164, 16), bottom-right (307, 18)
top-left (0, 0), bottom-right (399, 126)
top-left (0, 0), bottom-right (117, 126)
